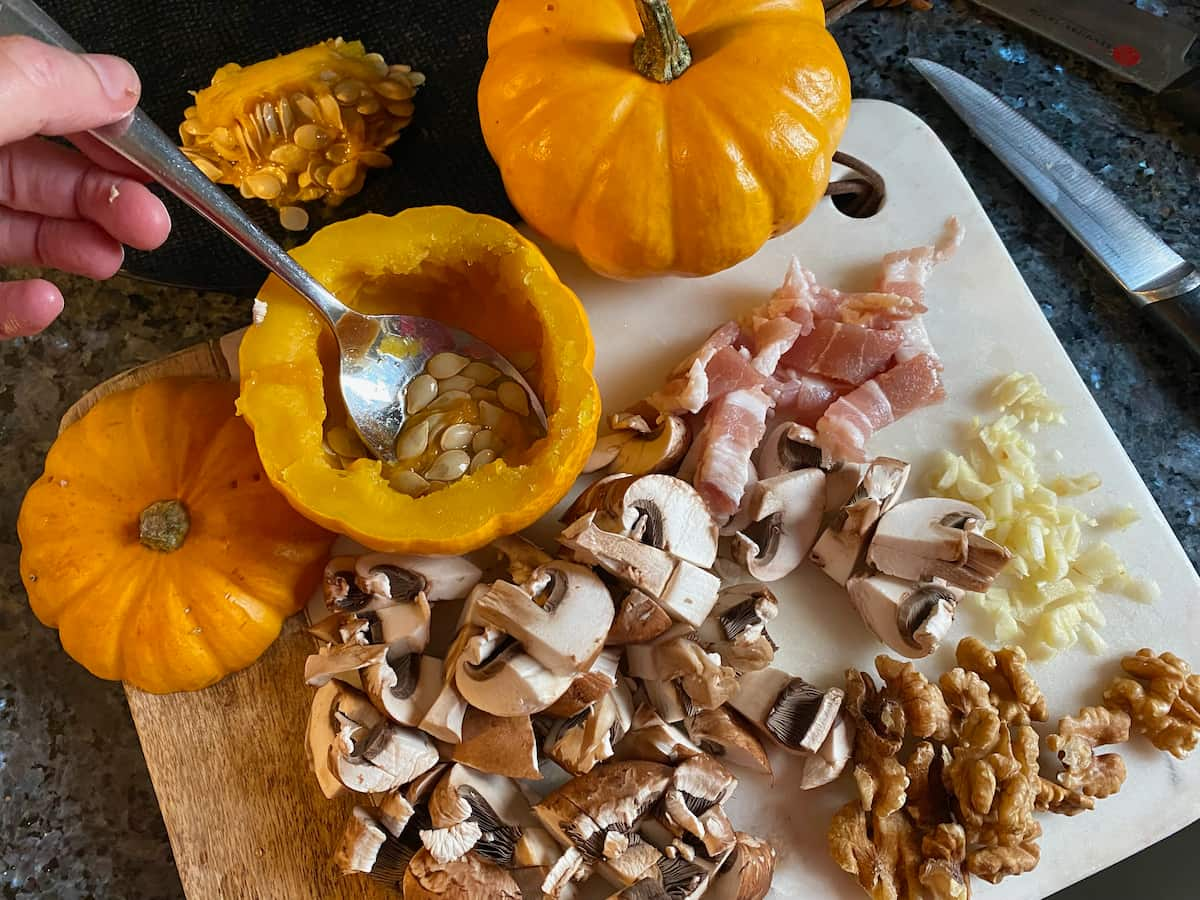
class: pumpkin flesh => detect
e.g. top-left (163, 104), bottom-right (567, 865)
top-left (18, 378), bottom-right (333, 694)
top-left (238, 206), bottom-right (601, 554)
top-left (479, 0), bottom-right (852, 278)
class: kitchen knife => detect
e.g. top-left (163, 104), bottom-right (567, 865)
top-left (910, 58), bottom-right (1200, 361)
top-left (974, 0), bottom-right (1200, 128)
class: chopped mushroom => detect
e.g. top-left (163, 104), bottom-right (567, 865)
top-left (756, 422), bottom-right (828, 479)
top-left (684, 707), bottom-right (772, 776)
top-left (585, 415), bottom-right (691, 476)
top-left (728, 667), bottom-right (844, 756)
top-left (545, 648), bottom-right (622, 718)
top-left (369, 592), bottom-right (433, 655)
top-left (545, 681), bottom-right (636, 775)
top-left (355, 552), bottom-right (483, 604)
top-left (307, 681), bottom-right (382, 799)
top-left (334, 806), bottom-right (388, 875)
top-left (379, 790), bottom-right (416, 838)
top-left (607, 590), bottom-right (674, 646)
top-left (331, 719), bottom-right (440, 793)
top-left (323, 555), bottom-right (375, 613)
top-left (452, 708), bottom-right (542, 780)
top-left (730, 469), bottom-right (826, 582)
top-left (616, 704), bottom-right (703, 765)
top-left (705, 832), bottom-right (777, 900)
top-left (643, 678), bottom-right (690, 724)
top-left (364, 652), bottom-right (443, 726)
top-left (846, 574), bottom-right (962, 658)
top-left (695, 584), bottom-right (779, 675)
top-left (866, 497), bottom-right (1013, 591)
top-left (809, 456), bottom-right (910, 585)
top-left (403, 848), bottom-right (521, 900)
top-left (625, 636), bottom-right (739, 711)
top-left (455, 636), bottom-right (575, 717)
top-left (309, 611), bottom-right (371, 645)
top-left (419, 681), bottom-right (470, 744)
top-left (304, 641), bottom-right (389, 687)
top-left (473, 562), bottom-right (614, 675)
top-left (798, 712), bottom-right (854, 789)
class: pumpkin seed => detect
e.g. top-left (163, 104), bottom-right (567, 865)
top-left (394, 419), bottom-right (431, 459)
top-left (497, 381), bottom-right (531, 417)
top-left (471, 429), bottom-right (497, 453)
top-left (326, 425), bottom-right (366, 459)
top-left (405, 374), bottom-right (438, 414)
top-left (357, 151), bottom-right (392, 168)
top-left (356, 97), bottom-right (382, 116)
top-left (188, 155), bottom-right (222, 180)
top-left (326, 142), bottom-right (353, 165)
top-left (260, 101), bottom-right (280, 138)
top-left (318, 94), bottom-right (343, 130)
top-left (238, 181), bottom-right (255, 199)
top-left (440, 423), bottom-right (478, 451)
top-left (327, 161), bottom-right (359, 192)
top-left (389, 469), bottom-right (429, 496)
top-left (385, 101), bottom-right (415, 119)
top-left (246, 172), bottom-right (283, 200)
top-left (388, 64), bottom-right (412, 76)
top-left (292, 93), bottom-right (320, 121)
top-left (510, 351), bottom-right (537, 372)
top-left (364, 52), bottom-right (389, 78)
top-left (279, 206), bottom-right (309, 231)
top-left (468, 449), bottom-right (497, 474)
top-left (298, 185), bottom-right (324, 202)
top-left (479, 401), bottom-right (505, 429)
top-left (426, 450), bottom-right (470, 482)
top-left (427, 352), bottom-right (469, 379)
top-left (375, 78), bottom-right (415, 101)
top-left (294, 123), bottom-right (330, 151)
top-left (469, 387), bottom-right (498, 403)
top-left (277, 96), bottom-right (294, 137)
top-left (312, 164), bottom-right (333, 187)
top-left (461, 362), bottom-right (500, 386)
top-left (408, 72), bottom-right (427, 88)
top-left (334, 80), bottom-right (363, 104)
top-left (437, 375), bottom-right (475, 394)
top-left (427, 390), bottom-right (471, 412)
top-left (319, 69), bottom-right (339, 82)
top-left (269, 143), bottom-right (309, 173)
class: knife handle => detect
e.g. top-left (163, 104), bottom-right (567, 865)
top-left (1142, 285), bottom-right (1200, 362)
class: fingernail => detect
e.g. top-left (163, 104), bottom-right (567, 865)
top-left (82, 53), bottom-right (140, 105)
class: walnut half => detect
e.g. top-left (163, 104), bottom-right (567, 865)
top-left (1046, 705), bottom-right (1130, 798)
top-left (1104, 649), bottom-right (1200, 759)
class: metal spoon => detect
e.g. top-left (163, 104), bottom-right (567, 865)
top-left (2, 0), bottom-right (545, 463)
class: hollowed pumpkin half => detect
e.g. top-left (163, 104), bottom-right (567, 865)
top-left (238, 206), bottom-right (601, 554)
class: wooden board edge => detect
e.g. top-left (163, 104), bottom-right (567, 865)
top-left (58, 327), bottom-right (247, 433)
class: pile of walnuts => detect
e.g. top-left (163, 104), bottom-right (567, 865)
top-left (828, 640), bottom-right (1200, 899)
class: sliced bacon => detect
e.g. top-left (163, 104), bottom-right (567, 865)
top-left (749, 315), bottom-right (804, 375)
top-left (743, 258), bottom-right (843, 336)
top-left (705, 346), bottom-right (766, 401)
top-left (836, 291), bottom-right (926, 329)
top-left (693, 386), bottom-right (773, 520)
top-left (766, 370), bottom-right (850, 427)
top-left (816, 354), bottom-right (946, 462)
top-left (647, 321), bottom-right (743, 415)
top-left (779, 319), bottom-right (903, 385)
top-left (878, 217), bottom-right (964, 303)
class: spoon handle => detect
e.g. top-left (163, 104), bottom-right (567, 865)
top-left (0, 0), bottom-right (351, 327)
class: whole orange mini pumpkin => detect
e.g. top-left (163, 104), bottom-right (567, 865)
top-left (478, 0), bottom-right (852, 279)
top-left (17, 377), bottom-right (333, 694)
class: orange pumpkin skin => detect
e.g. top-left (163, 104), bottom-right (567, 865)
top-left (17, 378), bottom-right (333, 694)
top-left (478, 0), bottom-right (852, 279)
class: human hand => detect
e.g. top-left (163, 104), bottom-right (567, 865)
top-left (0, 36), bottom-right (171, 339)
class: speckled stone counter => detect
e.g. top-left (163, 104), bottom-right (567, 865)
top-left (2, 2), bottom-right (1198, 898)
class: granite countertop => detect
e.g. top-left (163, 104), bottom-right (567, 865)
top-left (2, 2), bottom-right (1198, 898)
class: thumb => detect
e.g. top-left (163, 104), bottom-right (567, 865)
top-left (0, 36), bottom-right (140, 145)
top-left (0, 279), bottom-right (64, 339)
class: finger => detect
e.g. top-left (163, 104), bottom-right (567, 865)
top-left (0, 138), bottom-right (170, 250)
top-left (0, 207), bottom-right (124, 280)
top-left (0, 36), bottom-right (140, 144)
top-left (68, 132), bottom-right (153, 183)
top-left (0, 278), bottom-right (64, 339)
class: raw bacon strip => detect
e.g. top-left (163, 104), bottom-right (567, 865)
top-left (878, 218), bottom-right (963, 362)
top-left (705, 346), bottom-right (766, 401)
top-left (743, 258), bottom-right (842, 335)
top-left (766, 371), bottom-right (850, 427)
top-left (749, 315), bottom-right (804, 375)
top-left (693, 386), bottom-right (773, 520)
top-left (837, 291), bottom-right (926, 329)
top-left (647, 321), bottom-right (742, 414)
top-left (780, 319), bottom-right (903, 385)
top-left (816, 354), bottom-right (946, 462)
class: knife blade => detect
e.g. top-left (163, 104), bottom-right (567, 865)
top-left (910, 58), bottom-right (1200, 360)
top-left (974, 0), bottom-right (1200, 127)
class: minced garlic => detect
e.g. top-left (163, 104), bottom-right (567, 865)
top-left (931, 372), bottom-right (1158, 659)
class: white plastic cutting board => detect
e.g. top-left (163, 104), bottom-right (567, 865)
top-left (526, 99), bottom-right (1200, 899)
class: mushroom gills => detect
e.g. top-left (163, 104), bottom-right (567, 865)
top-left (728, 667), bottom-right (843, 756)
top-left (846, 573), bottom-right (961, 658)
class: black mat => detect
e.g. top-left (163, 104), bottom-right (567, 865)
top-left (41, 0), bottom-right (514, 293)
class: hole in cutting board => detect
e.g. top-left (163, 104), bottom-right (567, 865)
top-left (826, 151), bottom-right (887, 218)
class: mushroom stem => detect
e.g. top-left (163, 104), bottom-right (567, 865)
top-left (138, 499), bottom-right (190, 552)
top-left (633, 0), bottom-right (692, 83)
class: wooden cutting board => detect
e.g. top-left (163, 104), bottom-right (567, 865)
top-left (67, 100), bottom-right (1200, 899)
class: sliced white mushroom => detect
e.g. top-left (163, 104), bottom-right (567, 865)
top-left (684, 707), bottom-right (772, 776)
top-left (330, 718), bottom-right (439, 793)
top-left (561, 512), bottom-right (677, 597)
top-left (728, 667), bottom-right (844, 756)
top-left (369, 592), bottom-right (433, 655)
top-left (598, 836), bottom-right (666, 887)
top-left (540, 846), bottom-right (591, 899)
top-left (609, 474), bottom-right (717, 567)
top-left (378, 790), bottom-right (416, 838)
top-left (545, 680), bottom-right (636, 775)
top-left (615, 704), bottom-right (703, 766)
top-left (456, 638), bottom-right (575, 717)
top-left (704, 832), bottom-right (777, 900)
top-left (404, 847), bottom-right (522, 900)
top-left (304, 641), bottom-right (389, 687)
top-left (333, 806), bottom-right (389, 875)
top-left (307, 681), bottom-right (382, 800)
top-left (613, 854), bottom-right (726, 900)
top-left (866, 497), bottom-right (1013, 591)
top-left (419, 681), bottom-right (470, 744)
top-left (655, 561), bottom-right (721, 629)
top-left (364, 652), bottom-right (443, 727)
top-left (626, 636), bottom-right (738, 712)
top-left (355, 552), bottom-right (483, 604)
top-left (544, 648), bottom-right (623, 718)
top-left (451, 707), bottom-right (542, 780)
top-left (642, 678), bottom-right (690, 725)
top-left (308, 611), bottom-right (371, 645)
top-left (809, 456), bottom-right (910, 585)
top-left (322, 555), bottom-right (376, 613)
top-left (419, 819), bottom-right (483, 864)
top-left (473, 562), bottom-right (614, 676)
top-left (730, 469), bottom-right (826, 582)
top-left (585, 414), bottom-right (690, 477)
top-left (607, 590), bottom-right (673, 646)
top-left (756, 422), bottom-right (827, 479)
top-left (798, 712), bottom-right (854, 790)
top-left (846, 573), bottom-right (962, 658)
top-left (694, 584), bottom-right (778, 675)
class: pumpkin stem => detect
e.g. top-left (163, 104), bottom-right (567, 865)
top-left (139, 500), bottom-right (191, 553)
top-left (633, 0), bottom-right (692, 84)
